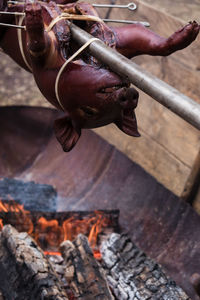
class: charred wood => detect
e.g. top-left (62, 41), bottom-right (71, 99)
top-left (100, 233), bottom-right (191, 300)
top-left (0, 178), bottom-right (57, 212)
top-left (0, 225), bottom-right (68, 300)
top-left (60, 234), bottom-right (114, 300)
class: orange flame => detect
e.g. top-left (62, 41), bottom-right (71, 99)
top-left (0, 198), bottom-right (34, 234)
top-left (0, 197), bottom-right (26, 212)
top-left (0, 201), bottom-right (8, 212)
top-left (0, 199), bottom-right (110, 258)
top-left (35, 217), bottom-right (64, 248)
top-left (0, 219), bottom-right (3, 230)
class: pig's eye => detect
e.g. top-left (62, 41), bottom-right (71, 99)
top-left (80, 106), bottom-right (99, 117)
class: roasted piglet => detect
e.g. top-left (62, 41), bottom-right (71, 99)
top-left (0, 0), bottom-right (199, 151)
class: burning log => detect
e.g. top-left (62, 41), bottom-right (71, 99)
top-left (100, 233), bottom-right (190, 300)
top-left (0, 178), bottom-right (57, 212)
top-left (0, 225), bottom-right (69, 300)
top-left (60, 234), bottom-right (114, 300)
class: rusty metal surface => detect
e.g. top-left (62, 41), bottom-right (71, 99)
top-left (0, 106), bottom-right (200, 299)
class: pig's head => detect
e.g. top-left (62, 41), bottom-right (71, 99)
top-left (54, 61), bottom-right (140, 152)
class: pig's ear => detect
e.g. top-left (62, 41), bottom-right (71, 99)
top-left (115, 110), bottom-right (140, 137)
top-left (54, 115), bottom-right (81, 152)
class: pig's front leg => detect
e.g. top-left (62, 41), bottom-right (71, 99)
top-left (114, 22), bottom-right (199, 58)
top-left (25, 2), bottom-right (51, 67)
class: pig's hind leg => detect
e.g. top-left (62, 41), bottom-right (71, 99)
top-left (114, 21), bottom-right (199, 58)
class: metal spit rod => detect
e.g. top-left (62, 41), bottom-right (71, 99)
top-left (70, 23), bottom-right (200, 130)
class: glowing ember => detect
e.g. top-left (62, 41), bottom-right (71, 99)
top-left (93, 250), bottom-right (102, 260)
top-left (44, 251), bottom-right (62, 256)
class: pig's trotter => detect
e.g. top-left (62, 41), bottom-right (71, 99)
top-left (158, 21), bottom-right (200, 56)
top-left (25, 2), bottom-right (50, 61)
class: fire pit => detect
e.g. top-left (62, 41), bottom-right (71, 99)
top-left (0, 106), bottom-right (200, 299)
top-left (0, 224), bottom-right (191, 299)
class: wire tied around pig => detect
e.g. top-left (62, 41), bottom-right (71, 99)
top-left (45, 12), bottom-right (103, 32)
top-left (55, 37), bottom-right (100, 111)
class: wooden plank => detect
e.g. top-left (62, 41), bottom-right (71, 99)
top-left (182, 150), bottom-right (200, 202)
top-left (134, 55), bottom-right (200, 167)
top-left (140, 0), bottom-right (200, 23)
top-left (134, 55), bottom-right (200, 103)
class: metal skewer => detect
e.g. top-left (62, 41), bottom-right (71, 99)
top-left (0, 11), bottom-right (25, 15)
top-left (0, 19), bottom-right (149, 29)
top-left (93, 2), bottom-right (137, 11)
top-left (103, 19), bottom-right (150, 26)
top-left (8, 0), bottom-right (25, 3)
top-left (6, 1), bottom-right (143, 26)
top-left (1, 7), bottom-right (149, 27)
top-left (0, 22), bottom-right (25, 29)
top-left (8, 0), bottom-right (137, 12)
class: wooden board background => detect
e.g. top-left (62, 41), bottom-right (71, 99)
top-left (93, 0), bottom-right (200, 197)
top-left (0, 0), bottom-right (200, 200)
top-left (141, 0), bottom-right (200, 22)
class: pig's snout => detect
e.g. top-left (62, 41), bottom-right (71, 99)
top-left (118, 87), bottom-right (139, 109)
